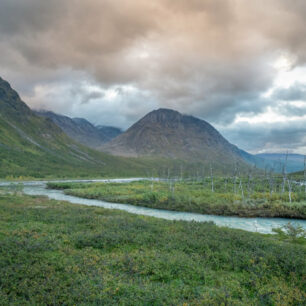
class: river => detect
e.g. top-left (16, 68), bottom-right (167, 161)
top-left (1, 178), bottom-right (305, 234)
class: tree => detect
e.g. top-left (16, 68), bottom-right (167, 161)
top-left (210, 163), bottom-right (214, 192)
top-left (304, 155), bottom-right (306, 193)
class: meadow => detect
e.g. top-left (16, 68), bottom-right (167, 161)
top-left (48, 177), bottom-right (306, 219)
top-left (0, 193), bottom-right (305, 305)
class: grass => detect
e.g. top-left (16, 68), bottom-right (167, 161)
top-left (0, 194), bottom-right (305, 304)
top-left (48, 179), bottom-right (306, 219)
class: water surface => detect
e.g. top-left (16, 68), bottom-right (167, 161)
top-left (8, 178), bottom-right (304, 234)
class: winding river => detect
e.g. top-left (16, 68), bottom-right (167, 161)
top-left (1, 178), bottom-right (306, 234)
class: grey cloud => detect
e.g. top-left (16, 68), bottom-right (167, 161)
top-left (272, 83), bottom-right (306, 101)
top-left (220, 121), bottom-right (306, 154)
top-left (80, 92), bottom-right (105, 105)
top-left (69, 86), bottom-right (105, 105)
top-left (0, 0), bottom-right (306, 152)
top-left (276, 103), bottom-right (306, 117)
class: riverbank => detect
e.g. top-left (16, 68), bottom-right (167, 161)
top-left (48, 180), bottom-right (306, 219)
top-left (0, 194), bottom-right (305, 304)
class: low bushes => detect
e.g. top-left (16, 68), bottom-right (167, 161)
top-left (0, 195), bottom-right (305, 304)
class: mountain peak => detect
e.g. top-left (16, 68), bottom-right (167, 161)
top-left (102, 108), bottom-right (244, 165)
top-left (147, 107), bottom-right (181, 116)
top-left (0, 77), bottom-right (31, 117)
top-left (138, 108), bottom-right (186, 127)
top-left (153, 108), bottom-right (181, 114)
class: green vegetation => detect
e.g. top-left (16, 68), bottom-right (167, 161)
top-left (273, 222), bottom-right (306, 243)
top-left (48, 178), bottom-right (306, 218)
top-left (0, 194), bottom-right (305, 304)
top-left (0, 76), bottom-right (148, 179)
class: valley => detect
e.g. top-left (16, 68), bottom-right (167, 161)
top-left (1, 1), bottom-right (306, 304)
top-left (0, 76), bottom-right (305, 305)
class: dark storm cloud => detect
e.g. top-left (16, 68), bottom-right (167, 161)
top-left (0, 0), bottom-right (306, 152)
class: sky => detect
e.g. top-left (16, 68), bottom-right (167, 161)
top-left (1, 0), bottom-right (306, 154)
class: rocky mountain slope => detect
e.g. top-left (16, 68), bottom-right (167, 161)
top-left (36, 111), bottom-right (122, 149)
top-left (0, 77), bottom-right (143, 178)
top-left (102, 108), bottom-right (246, 166)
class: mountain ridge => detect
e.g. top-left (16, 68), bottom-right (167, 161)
top-left (35, 110), bottom-right (122, 149)
top-left (0, 77), bottom-right (145, 178)
top-left (101, 108), bottom-right (246, 166)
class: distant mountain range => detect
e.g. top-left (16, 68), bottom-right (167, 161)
top-left (255, 153), bottom-right (305, 173)
top-left (35, 111), bottom-right (122, 149)
top-left (238, 151), bottom-right (305, 173)
top-left (1, 76), bottom-right (304, 177)
top-left (33, 110), bottom-right (306, 173)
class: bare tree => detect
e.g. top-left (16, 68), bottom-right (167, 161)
top-left (287, 179), bottom-right (292, 203)
top-left (268, 169), bottom-right (275, 196)
top-left (210, 163), bottom-right (214, 192)
top-left (247, 168), bottom-right (253, 196)
top-left (151, 170), bottom-right (154, 191)
top-left (233, 162), bottom-right (238, 194)
top-left (239, 179), bottom-right (244, 200)
top-left (304, 155), bottom-right (306, 194)
top-left (224, 176), bottom-right (228, 192)
top-left (180, 165), bottom-right (184, 182)
top-left (281, 151), bottom-right (288, 193)
top-left (202, 166), bottom-right (206, 189)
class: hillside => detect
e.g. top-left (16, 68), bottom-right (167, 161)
top-left (102, 108), bottom-right (247, 168)
top-left (35, 111), bottom-right (122, 149)
top-left (96, 125), bottom-right (122, 140)
top-left (0, 77), bottom-right (144, 178)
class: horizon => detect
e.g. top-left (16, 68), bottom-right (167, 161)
top-left (1, 0), bottom-right (306, 154)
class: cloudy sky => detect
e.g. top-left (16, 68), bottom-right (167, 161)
top-left (1, 0), bottom-right (306, 154)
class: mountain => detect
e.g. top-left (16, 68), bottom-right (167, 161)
top-left (101, 108), bottom-right (247, 167)
top-left (255, 153), bottom-right (305, 173)
top-left (96, 125), bottom-right (122, 140)
top-left (238, 149), bottom-right (267, 168)
top-left (35, 111), bottom-right (122, 149)
top-left (237, 151), bottom-right (305, 173)
top-left (0, 77), bottom-right (144, 178)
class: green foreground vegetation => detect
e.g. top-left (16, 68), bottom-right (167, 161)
top-left (48, 179), bottom-right (306, 219)
top-left (0, 194), bottom-right (305, 304)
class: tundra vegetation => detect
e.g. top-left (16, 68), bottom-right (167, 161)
top-left (48, 171), bottom-right (306, 218)
top-left (0, 194), bottom-right (305, 305)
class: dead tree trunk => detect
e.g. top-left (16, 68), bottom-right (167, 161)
top-left (233, 162), bottom-right (238, 194)
top-left (180, 165), bottom-right (183, 182)
top-left (151, 170), bottom-right (154, 191)
top-left (268, 169), bottom-right (274, 196)
top-left (281, 151), bottom-right (288, 193)
top-left (287, 179), bottom-right (292, 203)
top-left (304, 155), bottom-right (306, 194)
top-left (210, 163), bottom-right (214, 193)
top-left (239, 179), bottom-right (244, 200)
